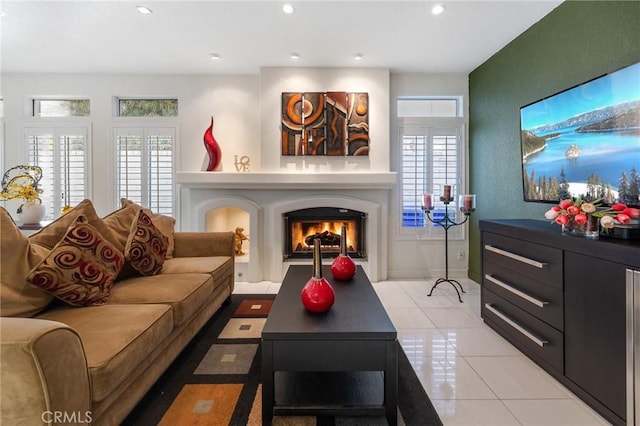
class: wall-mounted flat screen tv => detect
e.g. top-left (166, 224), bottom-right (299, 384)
top-left (520, 61), bottom-right (640, 207)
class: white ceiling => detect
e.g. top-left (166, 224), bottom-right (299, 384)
top-left (0, 0), bottom-right (563, 75)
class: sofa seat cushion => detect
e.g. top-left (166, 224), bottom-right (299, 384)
top-left (161, 256), bottom-right (233, 284)
top-left (109, 273), bottom-right (213, 326)
top-left (36, 303), bottom-right (172, 402)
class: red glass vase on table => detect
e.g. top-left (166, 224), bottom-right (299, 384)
top-left (331, 224), bottom-right (356, 281)
top-left (301, 238), bottom-right (335, 313)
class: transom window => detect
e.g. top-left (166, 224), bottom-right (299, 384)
top-left (32, 99), bottom-right (90, 117)
top-left (397, 97), bottom-right (461, 118)
top-left (117, 99), bottom-right (178, 117)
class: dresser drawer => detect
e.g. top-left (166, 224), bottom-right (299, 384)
top-left (482, 288), bottom-right (563, 373)
top-left (483, 232), bottom-right (562, 290)
top-left (484, 259), bottom-right (563, 331)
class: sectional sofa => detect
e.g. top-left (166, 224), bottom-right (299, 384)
top-left (0, 199), bottom-right (235, 425)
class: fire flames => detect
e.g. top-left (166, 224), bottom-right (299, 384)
top-left (291, 220), bottom-right (357, 252)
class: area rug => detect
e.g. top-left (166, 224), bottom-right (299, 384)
top-left (123, 294), bottom-right (442, 426)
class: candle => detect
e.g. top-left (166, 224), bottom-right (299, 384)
top-left (443, 185), bottom-right (451, 201)
top-left (423, 194), bottom-right (432, 209)
top-left (459, 194), bottom-right (476, 213)
top-left (463, 195), bottom-right (473, 210)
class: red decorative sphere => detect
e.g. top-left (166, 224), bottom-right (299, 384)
top-left (301, 277), bottom-right (335, 312)
top-left (330, 254), bottom-right (356, 281)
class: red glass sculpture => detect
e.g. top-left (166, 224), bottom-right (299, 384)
top-left (301, 239), bottom-right (335, 313)
top-left (331, 224), bottom-right (356, 281)
top-left (203, 116), bottom-right (222, 171)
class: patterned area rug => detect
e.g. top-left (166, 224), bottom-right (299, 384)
top-left (123, 294), bottom-right (442, 426)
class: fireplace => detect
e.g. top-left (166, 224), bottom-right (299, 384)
top-left (283, 207), bottom-right (366, 259)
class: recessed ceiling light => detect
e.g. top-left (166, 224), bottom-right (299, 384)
top-left (353, 53), bottom-right (364, 61)
top-left (282, 4), bottom-right (295, 14)
top-left (290, 52), bottom-right (301, 60)
top-left (136, 5), bottom-right (153, 15)
top-left (209, 53), bottom-right (221, 60)
top-left (431, 4), bottom-right (445, 15)
top-left (0, 10), bottom-right (6, 17)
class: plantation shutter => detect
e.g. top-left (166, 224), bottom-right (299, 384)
top-left (27, 127), bottom-right (88, 220)
top-left (114, 127), bottom-right (174, 216)
top-left (399, 125), bottom-right (462, 238)
top-left (401, 133), bottom-right (427, 227)
top-left (147, 132), bottom-right (173, 215)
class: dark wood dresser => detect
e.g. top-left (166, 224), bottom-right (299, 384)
top-left (480, 219), bottom-right (640, 426)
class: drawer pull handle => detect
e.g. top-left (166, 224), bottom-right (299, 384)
top-left (484, 245), bottom-right (547, 269)
top-left (485, 274), bottom-right (549, 308)
top-left (484, 303), bottom-right (549, 347)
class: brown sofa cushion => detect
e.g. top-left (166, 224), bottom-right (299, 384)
top-left (103, 198), bottom-right (175, 259)
top-left (109, 273), bottom-right (213, 326)
top-left (29, 199), bottom-right (123, 252)
top-left (36, 303), bottom-right (173, 402)
top-left (27, 215), bottom-right (124, 306)
top-left (0, 207), bottom-right (54, 317)
top-left (125, 210), bottom-right (169, 276)
top-left (161, 256), bottom-right (233, 284)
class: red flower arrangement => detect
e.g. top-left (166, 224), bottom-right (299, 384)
top-left (545, 198), bottom-right (640, 231)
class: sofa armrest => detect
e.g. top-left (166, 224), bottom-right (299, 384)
top-left (1, 317), bottom-right (92, 425)
top-left (172, 231), bottom-right (235, 258)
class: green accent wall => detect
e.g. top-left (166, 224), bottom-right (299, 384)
top-left (468, 0), bottom-right (640, 282)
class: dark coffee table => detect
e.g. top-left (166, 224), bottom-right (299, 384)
top-left (261, 265), bottom-right (397, 425)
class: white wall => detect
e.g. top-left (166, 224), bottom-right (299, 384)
top-left (259, 67), bottom-right (390, 172)
top-left (1, 70), bottom-right (472, 280)
top-left (387, 73), bottom-right (471, 279)
top-left (1, 73), bottom-right (260, 215)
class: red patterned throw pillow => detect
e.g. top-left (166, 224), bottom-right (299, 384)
top-left (27, 215), bottom-right (125, 306)
top-left (125, 209), bottom-right (169, 276)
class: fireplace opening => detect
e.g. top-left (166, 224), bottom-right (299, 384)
top-left (283, 207), bottom-right (366, 259)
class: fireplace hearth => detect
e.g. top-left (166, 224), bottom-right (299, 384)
top-left (284, 207), bottom-right (366, 259)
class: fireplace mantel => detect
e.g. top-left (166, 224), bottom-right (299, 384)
top-left (178, 171), bottom-right (394, 282)
top-left (176, 172), bottom-right (397, 189)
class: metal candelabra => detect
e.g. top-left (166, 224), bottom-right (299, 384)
top-left (422, 197), bottom-right (474, 303)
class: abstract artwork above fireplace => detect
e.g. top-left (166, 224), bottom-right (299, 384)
top-left (281, 92), bottom-right (369, 156)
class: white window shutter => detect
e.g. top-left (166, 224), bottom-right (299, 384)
top-left (399, 125), bottom-right (463, 239)
top-left (114, 126), bottom-right (175, 216)
top-left (27, 127), bottom-right (88, 220)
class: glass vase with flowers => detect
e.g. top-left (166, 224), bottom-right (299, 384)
top-left (0, 165), bottom-right (45, 224)
top-left (545, 198), bottom-right (640, 238)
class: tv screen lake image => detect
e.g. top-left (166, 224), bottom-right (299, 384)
top-left (524, 127), bottom-right (639, 188)
top-left (520, 61), bottom-right (640, 203)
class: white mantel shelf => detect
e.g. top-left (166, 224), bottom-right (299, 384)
top-left (176, 172), bottom-right (397, 190)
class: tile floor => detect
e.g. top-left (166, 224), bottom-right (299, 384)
top-left (234, 277), bottom-right (611, 425)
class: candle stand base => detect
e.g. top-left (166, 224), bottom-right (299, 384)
top-left (428, 277), bottom-right (465, 303)
top-left (423, 201), bottom-right (473, 303)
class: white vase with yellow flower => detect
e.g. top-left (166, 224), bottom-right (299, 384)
top-left (0, 165), bottom-right (45, 224)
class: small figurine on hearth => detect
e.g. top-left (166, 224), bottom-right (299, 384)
top-left (234, 227), bottom-right (249, 255)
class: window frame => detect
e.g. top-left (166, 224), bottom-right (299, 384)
top-left (22, 121), bottom-right (93, 220)
top-left (31, 97), bottom-right (91, 118)
top-left (397, 116), bottom-right (466, 240)
top-left (115, 97), bottom-right (179, 118)
top-left (111, 120), bottom-right (179, 217)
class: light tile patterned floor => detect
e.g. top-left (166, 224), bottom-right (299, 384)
top-left (234, 278), bottom-right (610, 425)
